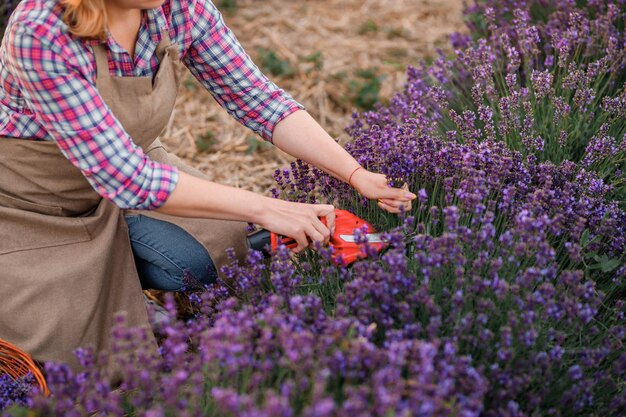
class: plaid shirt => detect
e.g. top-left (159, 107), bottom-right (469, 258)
top-left (0, 0), bottom-right (303, 210)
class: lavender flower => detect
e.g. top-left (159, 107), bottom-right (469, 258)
top-left (0, 374), bottom-right (33, 411)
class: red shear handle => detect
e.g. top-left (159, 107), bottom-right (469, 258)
top-left (328, 210), bottom-right (386, 266)
top-left (264, 210), bottom-right (387, 267)
top-left (270, 214), bottom-right (332, 251)
top-left (270, 232), bottom-right (298, 251)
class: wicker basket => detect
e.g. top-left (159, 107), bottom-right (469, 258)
top-left (0, 338), bottom-right (49, 396)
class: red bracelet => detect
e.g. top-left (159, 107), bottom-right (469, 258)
top-left (348, 166), bottom-right (363, 187)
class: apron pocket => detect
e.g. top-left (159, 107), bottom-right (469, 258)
top-left (0, 190), bottom-right (64, 216)
top-left (0, 205), bottom-right (91, 255)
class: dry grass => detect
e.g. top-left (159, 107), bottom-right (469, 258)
top-left (159, 0), bottom-right (466, 195)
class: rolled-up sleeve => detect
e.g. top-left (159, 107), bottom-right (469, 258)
top-left (182, 0), bottom-right (304, 142)
top-left (6, 22), bottom-right (179, 210)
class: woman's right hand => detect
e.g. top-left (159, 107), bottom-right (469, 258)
top-left (258, 199), bottom-right (336, 253)
top-left (157, 172), bottom-right (335, 253)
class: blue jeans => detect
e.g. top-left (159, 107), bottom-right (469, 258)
top-left (124, 214), bottom-right (217, 291)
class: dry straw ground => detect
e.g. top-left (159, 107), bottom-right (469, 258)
top-left (161, 0), bottom-right (465, 194)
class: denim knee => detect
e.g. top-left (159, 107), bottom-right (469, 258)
top-left (125, 214), bottom-right (218, 291)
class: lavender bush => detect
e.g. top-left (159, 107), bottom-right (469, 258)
top-left (275, 0), bottom-right (626, 275)
top-left (335, 0), bottom-right (626, 202)
top-left (277, 126), bottom-right (626, 283)
top-left (3, 286), bottom-right (487, 417)
top-left (3, 209), bottom-right (624, 416)
top-left (272, 134), bottom-right (626, 415)
top-left (460, 0), bottom-right (625, 160)
top-left (2, 0), bottom-right (626, 416)
top-left (6, 138), bottom-right (626, 414)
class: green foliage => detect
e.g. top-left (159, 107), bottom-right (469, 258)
top-left (347, 69), bottom-right (385, 110)
top-left (302, 51), bottom-right (324, 71)
top-left (257, 48), bottom-right (295, 78)
top-left (195, 131), bottom-right (217, 153)
top-left (218, 0), bottom-right (238, 15)
top-left (386, 47), bottom-right (408, 59)
top-left (357, 19), bottom-right (379, 35)
top-left (245, 136), bottom-right (273, 155)
top-left (183, 75), bottom-right (199, 92)
top-left (332, 71), bottom-right (348, 80)
top-left (386, 26), bottom-right (410, 39)
top-left (2, 406), bottom-right (29, 417)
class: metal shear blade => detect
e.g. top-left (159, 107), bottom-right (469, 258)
top-left (338, 233), bottom-right (385, 243)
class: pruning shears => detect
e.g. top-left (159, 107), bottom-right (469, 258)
top-left (247, 209), bottom-right (387, 266)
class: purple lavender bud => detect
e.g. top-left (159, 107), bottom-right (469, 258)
top-left (530, 70), bottom-right (553, 100)
top-left (569, 365), bottom-right (583, 381)
top-left (417, 188), bottom-right (428, 204)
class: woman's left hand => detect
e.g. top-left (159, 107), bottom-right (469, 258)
top-left (270, 111), bottom-right (416, 214)
top-left (349, 168), bottom-right (416, 214)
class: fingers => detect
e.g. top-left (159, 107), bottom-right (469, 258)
top-left (378, 199), bottom-right (409, 214)
top-left (292, 224), bottom-right (326, 253)
top-left (371, 176), bottom-right (416, 202)
top-left (290, 204), bottom-right (335, 252)
top-left (376, 182), bottom-right (414, 214)
top-left (311, 217), bottom-right (331, 245)
top-left (291, 230), bottom-right (310, 253)
top-left (346, 168), bottom-right (418, 215)
top-left (384, 186), bottom-right (417, 202)
top-left (314, 204), bottom-right (336, 235)
top-left (378, 198), bottom-right (413, 213)
top-left (310, 204), bottom-right (334, 246)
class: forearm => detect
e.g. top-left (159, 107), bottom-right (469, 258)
top-left (155, 171), bottom-right (336, 250)
top-left (155, 171), bottom-right (270, 225)
top-left (272, 110), bottom-right (360, 183)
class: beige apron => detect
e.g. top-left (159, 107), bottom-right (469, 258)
top-left (0, 30), bottom-right (248, 368)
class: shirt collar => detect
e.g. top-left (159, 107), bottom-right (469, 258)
top-left (83, 8), bottom-right (164, 48)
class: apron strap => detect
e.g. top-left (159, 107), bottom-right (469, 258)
top-left (155, 29), bottom-right (175, 62)
top-left (93, 43), bottom-right (110, 80)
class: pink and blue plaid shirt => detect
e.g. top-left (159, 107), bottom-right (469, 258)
top-left (0, 0), bottom-right (303, 209)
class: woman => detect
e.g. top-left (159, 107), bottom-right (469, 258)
top-left (0, 0), bottom-right (415, 368)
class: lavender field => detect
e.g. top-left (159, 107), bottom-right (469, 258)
top-left (2, 0), bottom-right (626, 416)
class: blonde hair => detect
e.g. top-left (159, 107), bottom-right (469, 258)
top-left (60, 0), bottom-right (107, 40)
